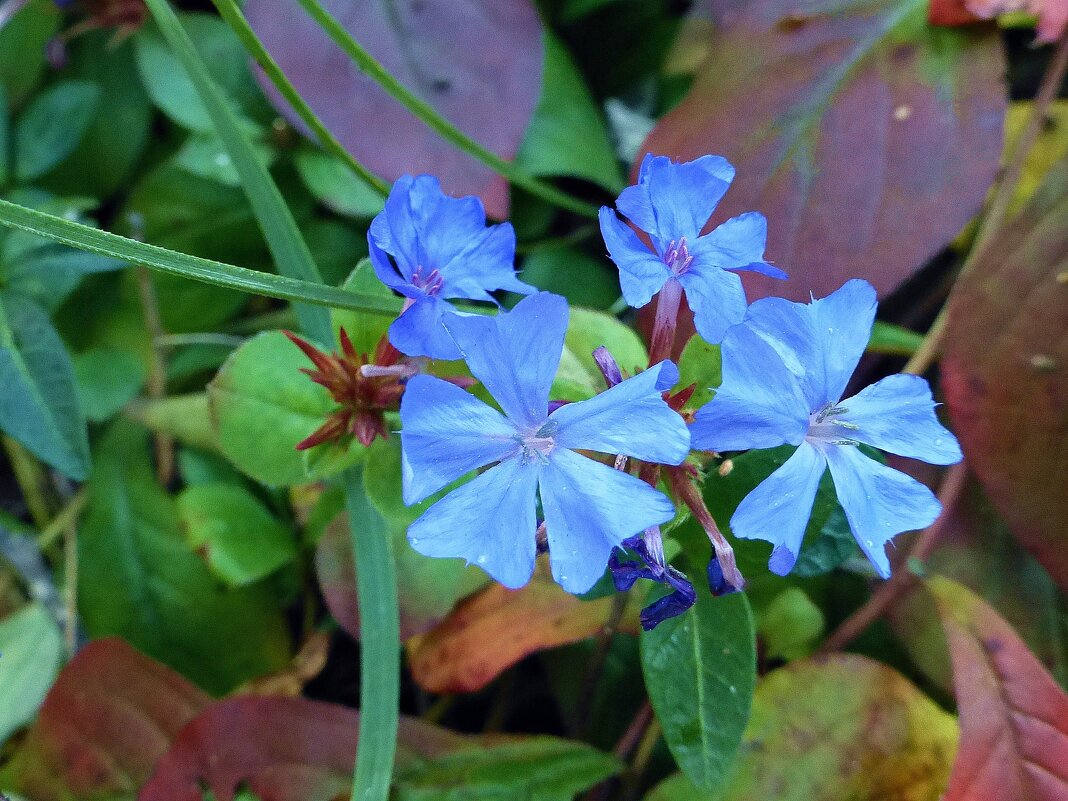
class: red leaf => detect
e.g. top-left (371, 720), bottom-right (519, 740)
top-left (928, 576), bottom-right (1068, 800)
top-left (3, 638), bottom-right (209, 800)
top-left (407, 566), bottom-right (639, 693)
top-left (941, 164), bottom-right (1068, 588)
top-left (245, 0), bottom-right (544, 219)
top-left (640, 0), bottom-right (1006, 302)
top-left (930, 0), bottom-right (1067, 44)
top-left (139, 697), bottom-right (469, 801)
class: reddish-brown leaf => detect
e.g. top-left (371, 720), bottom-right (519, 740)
top-left (2, 638), bottom-right (209, 800)
top-left (407, 566), bottom-right (639, 693)
top-left (139, 697), bottom-right (468, 801)
top-left (245, 0), bottom-right (544, 219)
top-left (640, 0), bottom-right (1006, 302)
top-left (929, 0), bottom-right (1066, 44)
top-left (928, 576), bottom-right (1068, 801)
top-left (941, 163), bottom-right (1068, 587)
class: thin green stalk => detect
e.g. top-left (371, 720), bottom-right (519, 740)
top-left (144, 0), bottom-right (332, 342)
top-left (0, 199), bottom-right (402, 316)
top-left (343, 467), bottom-right (400, 801)
top-left (209, 0), bottom-right (389, 197)
top-left (294, 0), bottom-right (600, 219)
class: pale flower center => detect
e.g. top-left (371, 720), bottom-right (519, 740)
top-left (805, 402), bottom-right (860, 446)
top-left (663, 238), bottom-right (694, 276)
top-left (518, 419), bottom-right (557, 463)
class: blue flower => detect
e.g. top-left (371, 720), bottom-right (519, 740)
top-left (400, 292), bottom-right (691, 594)
top-left (598, 154), bottom-right (787, 343)
top-left (689, 280), bottom-right (963, 578)
top-left (609, 532), bottom-right (697, 630)
top-left (369, 174), bottom-right (535, 360)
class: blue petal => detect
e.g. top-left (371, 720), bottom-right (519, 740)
top-left (838, 374), bottom-right (963, 465)
top-left (676, 264), bottom-right (748, 344)
top-left (823, 444), bottom-right (943, 579)
top-left (369, 174), bottom-right (423, 277)
top-left (388, 297), bottom-right (463, 360)
top-left (598, 206), bottom-right (671, 308)
top-left (693, 212), bottom-right (782, 278)
top-left (439, 221), bottom-right (535, 301)
top-left (540, 448), bottom-right (676, 594)
top-left (550, 360), bottom-right (689, 464)
top-left (444, 292), bottom-right (568, 429)
top-left (407, 456), bottom-right (540, 589)
top-left (690, 324), bottom-right (809, 452)
top-left (369, 236), bottom-right (419, 297)
top-left (400, 374), bottom-right (519, 504)
top-left (745, 279), bottom-right (877, 408)
top-left (730, 443), bottom-right (826, 576)
top-left (617, 154), bottom-right (736, 248)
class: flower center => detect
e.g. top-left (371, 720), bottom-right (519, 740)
top-left (805, 402), bottom-right (860, 446)
top-left (663, 238), bottom-right (694, 276)
top-left (518, 419), bottom-right (557, 463)
top-left (410, 266), bottom-right (444, 296)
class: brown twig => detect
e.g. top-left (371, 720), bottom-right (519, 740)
top-left (904, 31), bottom-right (1068, 376)
top-left (668, 468), bottom-right (744, 591)
top-left (573, 590), bottom-right (629, 737)
top-left (134, 266), bottom-right (174, 484)
top-left (819, 462), bottom-right (969, 654)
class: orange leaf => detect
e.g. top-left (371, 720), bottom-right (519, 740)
top-left (929, 576), bottom-right (1068, 801)
top-left (408, 566), bottom-right (639, 693)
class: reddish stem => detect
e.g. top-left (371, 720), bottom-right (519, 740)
top-left (668, 468), bottom-right (745, 591)
top-left (647, 279), bottom-right (682, 366)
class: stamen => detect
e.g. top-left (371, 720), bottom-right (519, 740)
top-left (411, 266), bottom-right (445, 296)
top-left (663, 237), bottom-right (695, 276)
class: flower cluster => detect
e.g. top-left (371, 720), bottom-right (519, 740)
top-left (296, 159), bottom-right (962, 629)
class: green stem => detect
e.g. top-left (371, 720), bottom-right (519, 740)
top-left (294, 0), bottom-right (600, 219)
top-left (144, 0), bottom-right (331, 342)
top-left (343, 467), bottom-right (400, 801)
top-left (0, 199), bottom-right (402, 316)
top-left (209, 0), bottom-right (390, 197)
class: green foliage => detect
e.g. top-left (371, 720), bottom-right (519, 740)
top-left (73, 346), bottom-right (146, 422)
top-left (78, 422), bottom-right (291, 694)
top-left (641, 591), bottom-right (755, 791)
top-left (13, 80), bottom-right (101, 183)
top-left (0, 0), bottom-right (59, 106)
top-left (0, 604), bottom-right (63, 745)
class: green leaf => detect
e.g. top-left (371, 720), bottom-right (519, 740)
top-left (78, 422), bottom-right (291, 694)
top-left (0, 0), bottom-right (60, 106)
top-left (177, 483), bottom-right (297, 586)
top-left (640, 591), bottom-right (755, 792)
top-left (868, 320), bottom-right (923, 356)
top-left (647, 654), bottom-right (958, 801)
top-left (394, 738), bottom-right (621, 801)
top-left (518, 246), bottom-right (620, 310)
top-left (42, 33), bottom-right (153, 198)
top-left (0, 604), bottom-right (63, 745)
top-left (0, 86), bottom-right (8, 186)
top-left (295, 147), bottom-right (385, 218)
top-left (174, 130), bottom-right (277, 188)
top-left (756, 587), bottom-right (825, 662)
top-left (134, 12), bottom-right (265, 133)
top-left (516, 33), bottom-right (624, 193)
top-left (0, 292), bottom-right (90, 480)
top-left (553, 305), bottom-right (648, 400)
top-left (130, 393), bottom-right (219, 451)
top-left (676, 337), bottom-right (720, 408)
top-left (14, 80), bottom-right (102, 183)
top-left (73, 346), bottom-right (146, 422)
top-left (208, 330), bottom-right (360, 486)
top-left (330, 259), bottom-right (395, 356)
top-left (0, 197), bottom-right (402, 316)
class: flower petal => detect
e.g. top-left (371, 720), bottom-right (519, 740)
top-left (823, 444), bottom-right (943, 579)
top-left (617, 154), bottom-right (736, 247)
top-left (745, 279), bottom-right (877, 408)
top-left (400, 374), bottom-right (518, 504)
top-left (369, 174), bottom-right (423, 276)
top-left (676, 264), bottom-right (748, 344)
top-left (730, 443), bottom-right (826, 576)
top-left (838, 374), bottom-right (963, 465)
top-left (694, 211), bottom-right (784, 279)
top-left (407, 456), bottom-right (539, 589)
top-left (388, 297), bottom-right (463, 360)
top-left (440, 221), bottom-right (535, 301)
top-left (550, 360), bottom-right (689, 464)
top-left (598, 206), bottom-right (671, 308)
top-left (540, 448), bottom-right (676, 594)
top-left (444, 292), bottom-right (568, 429)
top-left (690, 324), bottom-right (809, 452)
